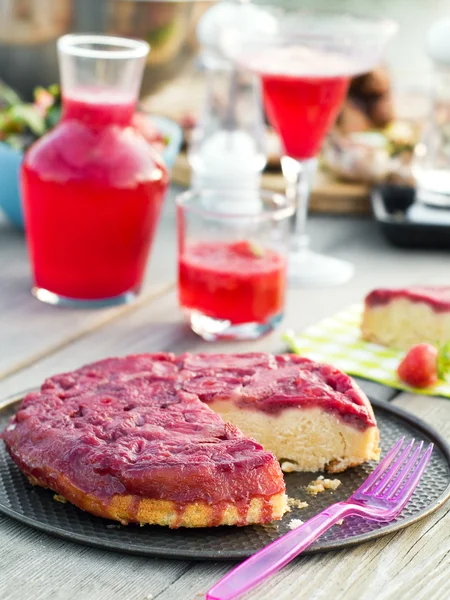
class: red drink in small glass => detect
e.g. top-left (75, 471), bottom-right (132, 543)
top-left (261, 74), bottom-right (350, 159)
top-left (176, 189), bottom-right (294, 341)
top-left (179, 241), bottom-right (286, 325)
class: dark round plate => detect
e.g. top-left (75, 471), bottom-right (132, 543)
top-left (0, 392), bottom-right (449, 560)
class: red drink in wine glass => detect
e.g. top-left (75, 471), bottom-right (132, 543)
top-left (222, 11), bottom-right (397, 287)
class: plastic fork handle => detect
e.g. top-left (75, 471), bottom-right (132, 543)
top-left (206, 502), bottom-right (351, 600)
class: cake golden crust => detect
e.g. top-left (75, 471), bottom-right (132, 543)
top-left (27, 470), bottom-right (287, 528)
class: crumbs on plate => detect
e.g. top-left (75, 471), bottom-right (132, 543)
top-left (288, 519), bottom-right (304, 530)
top-left (288, 497), bottom-right (309, 510)
top-left (53, 494), bottom-right (67, 504)
top-left (306, 476), bottom-right (341, 496)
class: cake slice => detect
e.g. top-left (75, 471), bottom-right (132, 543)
top-left (181, 353), bottom-right (380, 473)
top-left (2, 355), bottom-right (286, 528)
top-left (362, 286), bottom-right (450, 349)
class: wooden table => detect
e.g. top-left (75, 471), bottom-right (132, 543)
top-left (0, 187), bottom-right (449, 600)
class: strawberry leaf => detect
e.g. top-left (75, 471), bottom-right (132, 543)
top-left (437, 342), bottom-right (450, 380)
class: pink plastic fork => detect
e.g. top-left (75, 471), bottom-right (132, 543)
top-left (206, 437), bottom-right (434, 600)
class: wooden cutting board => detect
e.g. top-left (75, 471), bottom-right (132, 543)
top-left (172, 152), bottom-right (371, 214)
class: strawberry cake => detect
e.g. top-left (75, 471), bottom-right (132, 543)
top-left (362, 286), bottom-right (450, 349)
top-left (2, 352), bottom-right (380, 528)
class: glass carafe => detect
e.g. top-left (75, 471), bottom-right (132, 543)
top-left (188, 1), bottom-right (266, 202)
top-left (188, 64), bottom-right (266, 194)
top-left (21, 35), bottom-right (169, 307)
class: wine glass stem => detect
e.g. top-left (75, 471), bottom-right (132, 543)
top-left (281, 156), bottom-right (317, 253)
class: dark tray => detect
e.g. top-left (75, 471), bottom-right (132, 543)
top-left (0, 392), bottom-right (449, 560)
top-left (371, 184), bottom-right (450, 249)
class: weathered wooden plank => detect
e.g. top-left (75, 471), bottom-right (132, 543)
top-left (0, 195), bottom-right (177, 381)
top-left (0, 513), bottom-right (192, 600)
top-left (4, 185), bottom-right (450, 385)
top-left (151, 510), bottom-right (450, 600)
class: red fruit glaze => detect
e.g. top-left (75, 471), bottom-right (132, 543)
top-left (365, 287), bottom-right (450, 313)
top-left (2, 353), bottom-right (377, 507)
top-left (3, 355), bottom-right (283, 504)
top-left (182, 353), bottom-right (376, 430)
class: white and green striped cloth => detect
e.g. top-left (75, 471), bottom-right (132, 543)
top-left (283, 303), bottom-right (450, 398)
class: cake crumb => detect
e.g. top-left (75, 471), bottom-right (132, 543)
top-left (53, 494), bottom-right (67, 504)
top-left (306, 477), bottom-right (341, 496)
top-left (144, 595), bottom-right (154, 600)
top-left (287, 498), bottom-right (309, 510)
top-left (281, 461), bottom-right (298, 473)
top-left (288, 519), bottom-right (304, 530)
top-left (336, 519), bottom-right (344, 526)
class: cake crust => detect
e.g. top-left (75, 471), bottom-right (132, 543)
top-left (26, 470), bottom-right (287, 528)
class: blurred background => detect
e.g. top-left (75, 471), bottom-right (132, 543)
top-left (0, 0), bottom-right (212, 98)
top-left (2, 0), bottom-right (450, 233)
top-left (0, 0), bottom-right (445, 99)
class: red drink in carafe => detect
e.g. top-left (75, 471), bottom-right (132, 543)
top-left (21, 35), bottom-right (169, 305)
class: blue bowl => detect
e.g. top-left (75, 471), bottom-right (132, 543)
top-left (0, 143), bottom-right (24, 229)
top-left (0, 115), bottom-right (183, 230)
top-left (151, 115), bottom-right (184, 171)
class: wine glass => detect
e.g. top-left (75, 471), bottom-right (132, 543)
top-left (221, 8), bottom-right (397, 287)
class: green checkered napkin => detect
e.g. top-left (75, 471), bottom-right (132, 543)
top-left (283, 303), bottom-right (450, 398)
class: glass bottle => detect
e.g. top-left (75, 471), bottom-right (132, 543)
top-left (413, 21), bottom-right (450, 206)
top-left (188, 2), bottom-right (266, 203)
top-left (21, 35), bottom-right (169, 307)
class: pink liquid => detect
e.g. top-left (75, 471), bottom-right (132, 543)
top-left (21, 93), bottom-right (169, 300)
top-left (261, 74), bottom-right (350, 159)
top-left (179, 241), bottom-right (287, 324)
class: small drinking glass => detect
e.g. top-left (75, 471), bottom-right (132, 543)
top-left (176, 189), bottom-right (294, 341)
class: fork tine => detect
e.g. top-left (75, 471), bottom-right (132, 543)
top-left (360, 436), bottom-right (405, 492)
top-left (370, 438), bottom-right (416, 495)
top-left (389, 443), bottom-right (434, 506)
top-left (384, 441), bottom-right (424, 499)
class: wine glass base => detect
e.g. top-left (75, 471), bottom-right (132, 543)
top-left (188, 310), bottom-right (283, 341)
top-left (288, 249), bottom-right (354, 288)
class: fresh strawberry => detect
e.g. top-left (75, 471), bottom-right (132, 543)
top-left (397, 343), bottom-right (439, 388)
